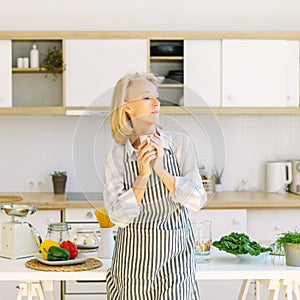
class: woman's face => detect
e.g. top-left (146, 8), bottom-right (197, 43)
top-left (124, 78), bottom-right (160, 124)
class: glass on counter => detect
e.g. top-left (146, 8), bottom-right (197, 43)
top-left (194, 220), bottom-right (212, 263)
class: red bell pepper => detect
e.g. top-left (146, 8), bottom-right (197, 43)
top-left (60, 240), bottom-right (78, 259)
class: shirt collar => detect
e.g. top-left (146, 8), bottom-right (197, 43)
top-left (124, 128), bottom-right (170, 160)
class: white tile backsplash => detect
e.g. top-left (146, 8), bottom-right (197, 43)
top-left (0, 114), bottom-right (299, 193)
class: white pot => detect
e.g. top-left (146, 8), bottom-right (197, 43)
top-left (215, 184), bottom-right (223, 193)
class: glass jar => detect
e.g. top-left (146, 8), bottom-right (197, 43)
top-left (74, 228), bottom-right (99, 248)
top-left (46, 222), bottom-right (73, 243)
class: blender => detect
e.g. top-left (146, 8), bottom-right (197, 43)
top-left (0, 204), bottom-right (42, 259)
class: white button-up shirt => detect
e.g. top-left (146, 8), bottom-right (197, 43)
top-left (103, 129), bottom-right (207, 228)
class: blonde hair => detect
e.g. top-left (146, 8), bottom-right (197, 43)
top-left (110, 72), bottom-right (158, 145)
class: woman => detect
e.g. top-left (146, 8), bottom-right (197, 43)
top-left (103, 72), bottom-right (207, 299)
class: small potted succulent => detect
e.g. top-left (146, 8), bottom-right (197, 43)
top-left (271, 230), bottom-right (300, 267)
top-left (212, 166), bottom-right (225, 192)
top-left (42, 47), bottom-right (66, 81)
top-left (50, 171), bottom-right (67, 194)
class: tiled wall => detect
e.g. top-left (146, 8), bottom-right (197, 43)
top-left (0, 115), bottom-right (299, 192)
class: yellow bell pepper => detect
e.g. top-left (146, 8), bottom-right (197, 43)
top-left (95, 208), bottom-right (115, 228)
top-left (39, 239), bottom-right (60, 260)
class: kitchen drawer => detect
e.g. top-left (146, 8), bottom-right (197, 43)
top-left (248, 209), bottom-right (300, 244)
top-left (65, 208), bottom-right (98, 222)
top-left (190, 209), bottom-right (247, 240)
top-left (65, 280), bottom-right (106, 294)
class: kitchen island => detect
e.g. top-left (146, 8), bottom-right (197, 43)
top-left (0, 252), bottom-right (298, 300)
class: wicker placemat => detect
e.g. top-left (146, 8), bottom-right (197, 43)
top-left (25, 258), bottom-right (102, 272)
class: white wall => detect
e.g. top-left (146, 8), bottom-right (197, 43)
top-left (0, 115), bottom-right (299, 193)
top-left (1, 1), bottom-right (300, 193)
top-left (1, 0), bottom-right (300, 31)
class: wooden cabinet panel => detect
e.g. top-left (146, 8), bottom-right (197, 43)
top-left (65, 39), bottom-right (147, 107)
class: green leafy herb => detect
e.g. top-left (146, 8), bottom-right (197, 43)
top-left (212, 232), bottom-right (271, 256)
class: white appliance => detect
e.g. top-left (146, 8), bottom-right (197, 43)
top-left (289, 160), bottom-right (300, 194)
top-left (265, 161), bottom-right (292, 193)
top-left (0, 205), bottom-right (42, 259)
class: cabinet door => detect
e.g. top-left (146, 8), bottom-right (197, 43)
top-left (247, 209), bottom-right (300, 245)
top-left (65, 39), bottom-right (147, 107)
top-left (189, 209), bottom-right (247, 240)
top-left (0, 40), bottom-right (12, 107)
top-left (184, 40), bottom-right (221, 107)
top-left (222, 39), bottom-right (299, 107)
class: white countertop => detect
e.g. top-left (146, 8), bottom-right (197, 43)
top-left (0, 251), bottom-right (298, 282)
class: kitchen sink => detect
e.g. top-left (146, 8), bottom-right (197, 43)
top-left (67, 192), bottom-right (103, 201)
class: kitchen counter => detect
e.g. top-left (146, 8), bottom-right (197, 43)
top-left (0, 252), bottom-right (299, 300)
top-left (0, 252), bottom-right (297, 284)
top-left (0, 191), bottom-right (299, 210)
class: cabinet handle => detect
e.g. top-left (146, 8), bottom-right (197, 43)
top-left (86, 211), bottom-right (94, 219)
top-left (274, 225), bottom-right (282, 231)
top-left (227, 94), bottom-right (234, 101)
top-left (286, 94), bottom-right (292, 100)
top-left (233, 218), bottom-right (240, 224)
top-left (47, 217), bottom-right (54, 224)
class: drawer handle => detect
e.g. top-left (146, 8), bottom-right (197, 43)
top-left (274, 225), bottom-right (282, 231)
top-left (233, 218), bottom-right (240, 224)
top-left (86, 211), bottom-right (94, 219)
top-left (47, 217), bottom-right (54, 224)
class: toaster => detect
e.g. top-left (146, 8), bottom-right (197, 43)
top-left (289, 160), bottom-right (300, 195)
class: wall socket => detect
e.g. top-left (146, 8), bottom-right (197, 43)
top-left (26, 179), bottom-right (46, 191)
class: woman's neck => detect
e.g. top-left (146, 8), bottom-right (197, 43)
top-left (130, 124), bottom-right (156, 148)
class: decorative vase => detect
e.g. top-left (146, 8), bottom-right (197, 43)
top-left (215, 184), bottom-right (223, 193)
top-left (284, 243), bottom-right (300, 267)
top-left (98, 227), bottom-right (115, 259)
top-left (52, 175), bottom-right (67, 194)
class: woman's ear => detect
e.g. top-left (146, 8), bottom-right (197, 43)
top-left (123, 103), bottom-right (134, 115)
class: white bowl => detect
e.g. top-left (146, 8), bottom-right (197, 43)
top-left (235, 252), bottom-right (269, 262)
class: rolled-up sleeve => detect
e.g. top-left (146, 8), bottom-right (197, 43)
top-left (103, 144), bottom-right (141, 228)
top-left (169, 133), bottom-right (208, 211)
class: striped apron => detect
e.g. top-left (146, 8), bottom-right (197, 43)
top-left (106, 145), bottom-right (200, 300)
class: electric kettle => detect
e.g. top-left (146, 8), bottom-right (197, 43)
top-left (265, 161), bottom-right (292, 193)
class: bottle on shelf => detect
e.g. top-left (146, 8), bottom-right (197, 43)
top-left (30, 44), bottom-right (39, 68)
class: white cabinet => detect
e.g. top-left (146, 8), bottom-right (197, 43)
top-left (190, 209), bottom-right (247, 240)
top-left (65, 39), bottom-right (147, 107)
top-left (0, 40), bottom-right (12, 107)
top-left (222, 39), bottom-right (299, 107)
top-left (0, 209), bottom-right (61, 299)
top-left (247, 209), bottom-right (300, 245)
top-left (184, 40), bottom-right (221, 107)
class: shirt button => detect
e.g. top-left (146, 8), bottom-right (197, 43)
top-left (177, 188), bottom-right (183, 196)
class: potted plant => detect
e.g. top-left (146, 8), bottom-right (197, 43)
top-left (42, 47), bottom-right (66, 81)
top-left (212, 166), bottom-right (224, 192)
top-left (271, 230), bottom-right (300, 267)
top-left (50, 171), bottom-right (67, 194)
